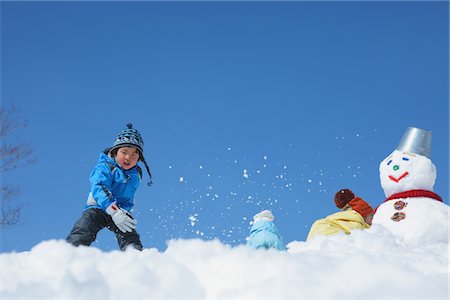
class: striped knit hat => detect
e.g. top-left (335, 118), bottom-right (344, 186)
top-left (110, 123), bottom-right (153, 186)
top-left (111, 123), bottom-right (144, 155)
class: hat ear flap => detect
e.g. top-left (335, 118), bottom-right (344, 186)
top-left (104, 147), bottom-right (113, 156)
top-left (140, 154), bottom-right (153, 187)
top-left (105, 147), bottom-right (118, 158)
top-left (137, 149), bottom-right (143, 161)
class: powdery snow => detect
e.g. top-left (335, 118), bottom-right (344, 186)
top-left (1, 224), bottom-right (448, 299)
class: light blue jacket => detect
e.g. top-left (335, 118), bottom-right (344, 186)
top-left (247, 220), bottom-right (286, 251)
top-left (85, 152), bottom-right (141, 212)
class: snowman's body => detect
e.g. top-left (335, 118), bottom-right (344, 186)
top-left (372, 150), bottom-right (448, 245)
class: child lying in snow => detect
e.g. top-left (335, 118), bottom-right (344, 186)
top-left (306, 189), bottom-right (374, 241)
top-left (247, 210), bottom-right (286, 251)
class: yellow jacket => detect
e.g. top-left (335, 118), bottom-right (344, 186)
top-left (306, 210), bottom-right (370, 241)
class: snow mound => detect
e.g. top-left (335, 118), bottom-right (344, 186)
top-left (1, 226), bottom-right (448, 299)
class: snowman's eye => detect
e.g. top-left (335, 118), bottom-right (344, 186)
top-left (387, 160), bottom-right (392, 166)
top-left (402, 157), bottom-right (410, 161)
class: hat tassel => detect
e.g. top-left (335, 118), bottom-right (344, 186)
top-left (141, 156), bottom-right (153, 187)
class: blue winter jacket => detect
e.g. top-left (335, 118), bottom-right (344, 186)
top-left (247, 220), bottom-right (286, 251)
top-left (85, 152), bottom-right (141, 212)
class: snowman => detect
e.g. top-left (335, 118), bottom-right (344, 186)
top-left (372, 127), bottom-right (448, 246)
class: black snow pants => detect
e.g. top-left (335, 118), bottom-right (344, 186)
top-left (66, 208), bottom-right (143, 251)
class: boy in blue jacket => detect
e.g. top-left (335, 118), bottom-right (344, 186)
top-left (66, 124), bottom-right (152, 251)
top-left (247, 210), bottom-right (286, 251)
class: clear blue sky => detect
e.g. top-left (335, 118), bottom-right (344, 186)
top-left (1, 1), bottom-right (448, 252)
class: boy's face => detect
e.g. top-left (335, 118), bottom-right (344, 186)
top-left (115, 147), bottom-right (140, 170)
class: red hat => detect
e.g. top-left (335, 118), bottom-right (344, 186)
top-left (347, 197), bottom-right (374, 218)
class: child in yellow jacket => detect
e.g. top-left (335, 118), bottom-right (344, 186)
top-left (307, 189), bottom-right (374, 241)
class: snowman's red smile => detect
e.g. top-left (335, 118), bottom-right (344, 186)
top-left (389, 172), bottom-right (409, 183)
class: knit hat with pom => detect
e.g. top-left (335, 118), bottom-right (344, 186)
top-left (110, 123), bottom-right (144, 155)
top-left (334, 189), bottom-right (355, 209)
top-left (109, 123), bottom-right (153, 186)
top-left (334, 189), bottom-right (373, 218)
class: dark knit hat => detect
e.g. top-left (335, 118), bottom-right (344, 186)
top-left (334, 189), bottom-right (355, 209)
top-left (110, 123), bottom-right (153, 187)
top-left (110, 123), bottom-right (144, 155)
top-left (334, 189), bottom-right (373, 218)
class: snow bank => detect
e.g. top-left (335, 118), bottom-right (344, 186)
top-left (1, 225), bottom-right (448, 300)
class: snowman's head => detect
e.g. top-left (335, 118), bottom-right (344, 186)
top-left (379, 150), bottom-right (436, 197)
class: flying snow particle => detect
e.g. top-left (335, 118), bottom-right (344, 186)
top-left (243, 169), bottom-right (249, 179)
top-left (189, 215), bottom-right (197, 226)
top-left (179, 177), bottom-right (184, 183)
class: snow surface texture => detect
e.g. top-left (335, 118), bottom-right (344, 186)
top-left (1, 224), bottom-right (448, 299)
top-left (374, 150), bottom-right (448, 246)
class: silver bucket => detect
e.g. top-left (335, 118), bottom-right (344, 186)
top-left (396, 127), bottom-right (432, 158)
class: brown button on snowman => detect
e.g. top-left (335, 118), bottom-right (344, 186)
top-left (372, 127), bottom-right (448, 246)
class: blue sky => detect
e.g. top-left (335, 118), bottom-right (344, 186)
top-left (1, 1), bottom-right (448, 252)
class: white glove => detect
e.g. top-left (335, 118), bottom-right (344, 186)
top-left (106, 202), bottom-right (137, 233)
top-left (253, 210), bottom-right (274, 223)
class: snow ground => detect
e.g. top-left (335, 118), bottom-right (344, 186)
top-left (1, 224), bottom-right (448, 300)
